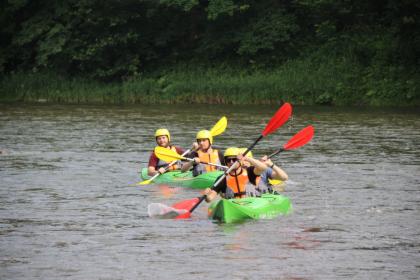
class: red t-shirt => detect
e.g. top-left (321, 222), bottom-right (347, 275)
top-left (148, 146), bottom-right (184, 168)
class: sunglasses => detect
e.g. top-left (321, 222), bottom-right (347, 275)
top-left (225, 157), bottom-right (238, 163)
top-left (197, 139), bottom-right (209, 143)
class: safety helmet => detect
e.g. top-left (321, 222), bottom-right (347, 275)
top-left (238, 148), bottom-right (252, 158)
top-left (155, 128), bottom-right (170, 142)
top-left (224, 147), bottom-right (240, 158)
top-left (196, 130), bottom-right (213, 144)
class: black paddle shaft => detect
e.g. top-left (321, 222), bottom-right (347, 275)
top-left (268, 148), bottom-right (285, 159)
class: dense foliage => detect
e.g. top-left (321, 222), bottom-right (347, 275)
top-left (1, 0), bottom-right (419, 105)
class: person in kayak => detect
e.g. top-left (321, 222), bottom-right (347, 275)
top-left (238, 148), bottom-right (288, 194)
top-left (203, 147), bottom-right (269, 202)
top-left (147, 128), bottom-right (185, 176)
top-left (181, 130), bottom-right (225, 177)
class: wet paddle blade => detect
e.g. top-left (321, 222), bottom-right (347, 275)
top-left (172, 198), bottom-right (200, 211)
top-left (148, 203), bottom-right (188, 219)
top-left (283, 125), bottom-right (314, 150)
top-left (154, 146), bottom-right (185, 162)
top-left (137, 179), bottom-right (152, 185)
top-left (210, 116), bottom-right (228, 137)
top-left (262, 103), bottom-right (292, 137)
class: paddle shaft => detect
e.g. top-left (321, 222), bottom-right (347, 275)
top-left (267, 148), bottom-right (284, 159)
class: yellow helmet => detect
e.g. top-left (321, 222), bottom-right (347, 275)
top-left (239, 148), bottom-right (252, 158)
top-left (155, 128), bottom-right (170, 142)
top-left (224, 147), bottom-right (240, 158)
top-left (196, 130), bottom-right (213, 144)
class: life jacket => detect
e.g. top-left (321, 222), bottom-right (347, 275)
top-left (225, 168), bottom-right (249, 199)
top-left (155, 146), bottom-right (180, 170)
top-left (194, 149), bottom-right (222, 175)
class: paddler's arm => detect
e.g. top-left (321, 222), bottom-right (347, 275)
top-left (237, 154), bottom-right (267, 176)
top-left (203, 176), bottom-right (226, 203)
top-left (262, 156), bottom-right (288, 181)
top-left (180, 143), bottom-right (200, 172)
top-left (147, 152), bottom-right (163, 176)
top-left (148, 166), bottom-right (166, 176)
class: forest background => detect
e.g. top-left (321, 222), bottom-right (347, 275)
top-left (1, 0), bottom-right (419, 106)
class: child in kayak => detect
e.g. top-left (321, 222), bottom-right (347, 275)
top-left (181, 130), bottom-right (225, 176)
top-left (203, 147), bottom-right (270, 202)
top-left (147, 128), bottom-right (185, 176)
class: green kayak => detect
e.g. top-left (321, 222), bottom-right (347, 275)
top-left (207, 193), bottom-right (292, 223)
top-left (140, 168), bottom-right (223, 189)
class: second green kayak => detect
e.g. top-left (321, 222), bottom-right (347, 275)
top-left (208, 193), bottom-right (292, 223)
top-left (140, 168), bottom-right (223, 189)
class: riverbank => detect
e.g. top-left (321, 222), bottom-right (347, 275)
top-left (1, 57), bottom-right (418, 106)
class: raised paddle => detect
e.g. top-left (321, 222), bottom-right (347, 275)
top-left (266, 125), bottom-right (315, 185)
top-left (267, 125), bottom-right (314, 158)
top-left (137, 116), bottom-right (228, 185)
top-left (148, 102), bottom-right (292, 219)
top-left (154, 146), bottom-right (228, 170)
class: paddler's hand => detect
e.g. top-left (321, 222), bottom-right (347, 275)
top-left (236, 154), bottom-right (248, 165)
top-left (264, 158), bottom-right (274, 168)
top-left (192, 157), bottom-right (201, 166)
top-left (204, 188), bottom-right (217, 203)
top-left (158, 167), bottom-right (166, 174)
top-left (191, 142), bottom-right (199, 151)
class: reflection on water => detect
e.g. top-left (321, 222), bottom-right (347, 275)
top-left (0, 104), bottom-right (419, 279)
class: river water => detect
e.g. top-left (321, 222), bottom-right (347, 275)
top-left (0, 104), bottom-right (419, 279)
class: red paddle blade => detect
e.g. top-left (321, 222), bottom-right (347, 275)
top-left (262, 103), bottom-right (292, 136)
top-left (283, 125), bottom-right (314, 150)
top-left (172, 198), bottom-right (200, 210)
top-left (175, 212), bottom-right (192, 219)
top-left (171, 198), bottom-right (199, 219)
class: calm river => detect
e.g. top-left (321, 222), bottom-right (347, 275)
top-left (0, 104), bottom-right (419, 279)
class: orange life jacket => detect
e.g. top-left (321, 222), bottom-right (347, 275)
top-left (155, 146), bottom-right (179, 170)
top-left (226, 168), bottom-right (249, 198)
top-left (197, 149), bottom-right (221, 172)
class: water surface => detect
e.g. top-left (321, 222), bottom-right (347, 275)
top-left (0, 104), bottom-right (419, 279)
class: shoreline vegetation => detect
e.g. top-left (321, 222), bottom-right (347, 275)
top-left (1, 58), bottom-right (418, 107)
top-left (1, 2), bottom-right (418, 107)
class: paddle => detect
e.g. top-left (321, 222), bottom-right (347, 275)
top-left (137, 116), bottom-right (228, 185)
top-left (267, 125), bottom-right (314, 158)
top-left (154, 146), bottom-right (228, 170)
top-left (266, 125), bottom-right (315, 186)
top-left (148, 102), bottom-right (292, 219)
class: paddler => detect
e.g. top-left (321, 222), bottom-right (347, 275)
top-left (203, 147), bottom-right (270, 202)
top-left (147, 128), bottom-right (185, 176)
top-left (181, 130), bottom-right (225, 176)
top-left (238, 148), bottom-right (288, 194)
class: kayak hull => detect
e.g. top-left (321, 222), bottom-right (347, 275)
top-left (140, 168), bottom-right (223, 189)
top-left (208, 193), bottom-right (292, 223)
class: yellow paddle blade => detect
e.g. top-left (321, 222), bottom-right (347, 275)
top-left (137, 179), bottom-right (152, 185)
top-left (269, 179), bottom-right (284, 186)
top-left (209, 116), bottom-right (227, 137)
top-left (154, 146), bottom-right (185, 162)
